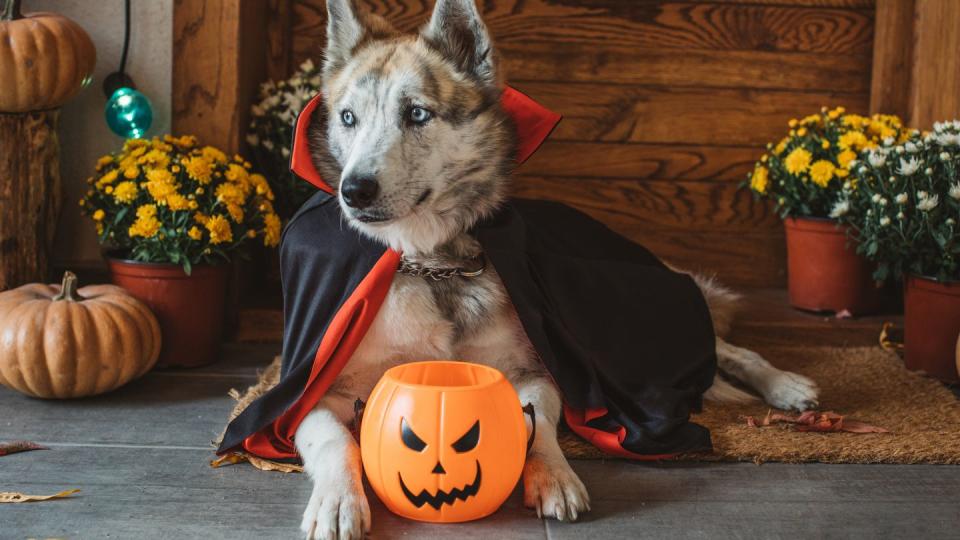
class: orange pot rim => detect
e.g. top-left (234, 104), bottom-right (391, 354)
top-left (905, 273), bottom-right (960, 294)
top-left (382, 361), bottom-right (507, 392)
top-left (106, 252), bottom-right (228, 278)
top-left (783, 216), bottom-right (846, 234)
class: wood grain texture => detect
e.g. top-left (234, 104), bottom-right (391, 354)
top-left (172, 0), bottom-right (269, 154)
top-left (869, 0), bottom-right (914, 120)
top-left (514, 82), bottom-right (869, 146)
top-left (908, 0), bottom-right (960, 129)
top-left (0, 111), bottom-right (61, 290)
top-left (520, 143), bottom-right (759, 181)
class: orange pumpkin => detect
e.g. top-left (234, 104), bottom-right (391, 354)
top-left (0, 271), bottom-right (161, 398)
top-left (0, 0), bottom-right (96, 112)
top-left (360, 361), bottom-right (531, 523)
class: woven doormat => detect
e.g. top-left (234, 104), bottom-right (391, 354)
top-left (561, 346), bottom-right (960, 464)
top-left (219, 346), bottom-right (960, 469)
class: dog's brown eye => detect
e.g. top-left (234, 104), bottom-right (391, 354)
top-left (341, 110), bottom-right (356, 127)
top-left (408, 106), bottom-right (432, 125)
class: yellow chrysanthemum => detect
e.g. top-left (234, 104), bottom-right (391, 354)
top-left (250, 173), bottom-right (275, 201)
top-left (123, 166), bottom-right (140, 179)
top-left (95, 155), bottom-right (114, 171)
top-left (194, 212), bottom-right (209, 225)
top-left (784, 147), bottom-right (813, 174)
top-left (145, 168), bottom-right (178, 204)
top-left (92, 209), bottom-right (105, 221)
top-left (97, 169), bottom-right (119, 188)
top-left (128, 205), bottom-right (161, 238)
top-left (215, 182), bottom-right (246, 206)
top-left (263, 212), bottom-right (281, 247)
top-left (205, 214), bottom-right (233, 244)
top-left (809, 160), bottom-right (835, 187)
top-left (183, 156), bottom-right (214, 184)
top-left (774, 137), bottom-right (789, 155)
top-left (821, 140), bottom-right (830, 149)
top-left (226, 203), bottom-right (244, 223)
top-left (796, 127), bottom-right (808, 137)
top-left (799, 114), bottom-right (821, 126)
top-left (750, 165), bottom-right (769, 195)
top-left (165, 134), bottom-right (197, 149)
top-left (123, 138), bottom-right (149, 151)
top-left (138, 149), bottom-right (170, 169)
top-left (837, 149), bottom-right (857, 169)
top-left (201, 146), bottom-right (228, 164)
top-left (187, 226), bottom-right (203, 241)
top-left (167, 193), bottom-right (191, 211)
top-left (838, 131), bottom-right (868, 151)
top-left (113, 181), bottom-right (139, 204)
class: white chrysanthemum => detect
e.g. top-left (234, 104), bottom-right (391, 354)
top-left (941, 152), bottom-right (952, 161)
top-left (245, 133), bottom-right (259, 146)
top-left (936, 132), bottom-right (960, 147)
top-left (262, 139), bottom-right (274, 150)
top-left (948, 218), bottom-right (957, 226)
top-left (872, 193), bottom-right (882, 203)
top-left (868, 151), bottom-right (886, 168)
top-left (281, 147), bottom-right (291, 158)
top-left (917, 193), bottom-right (939, 211)
top-left (898, 157), bottom-right (921, 176)
top-left (883, 137), bottom-right (895, 147)
top-left (879, 216), bottom-right (891, 226)
top-left (895, 193), bottom-right (909, 204)
top-left (897, 211), bottom-right (905, 220)
top-left (949, 183), bottom-right (960, 200)
top-left (251, 105), bottom-right (265, 117)
top-left (905, 141), bottom-right (919, 153)
top-left (829, 199), bottom-right (850, 218)
top-left (926, 168), bottom-right (934, 175)
top-left (300, 59), bottom-right (315, 72)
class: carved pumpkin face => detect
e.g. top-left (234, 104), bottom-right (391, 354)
top-left (360, 361), bottom-right (528, 522)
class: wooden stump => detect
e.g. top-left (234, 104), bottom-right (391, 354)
top-left (0, 110), bottom-right (62, 290)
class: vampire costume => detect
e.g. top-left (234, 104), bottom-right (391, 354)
top-left (218, 87), bottom-right (718, 462)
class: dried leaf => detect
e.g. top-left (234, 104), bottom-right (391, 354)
top-left (745, 416), bottom-right (759, 428)
top-left (835, 309), bottom-right (853, 319)
top-left (0, 489), bottom-right (80, 503)
top-left (209, 453), bottom-right (246, 468)
top-left (879, 322), bottom-right (904, 351)
top-left (210, 452), bottom-right (303, 473)
top-left (740, 409), bottom-right (889, 434)
top-left (0, 440), bottom-right (47, 457)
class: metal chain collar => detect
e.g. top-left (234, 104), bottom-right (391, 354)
top-left (397, 254), bottom-right (486, 281)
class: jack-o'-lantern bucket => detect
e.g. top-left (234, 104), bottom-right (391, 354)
top-left (360, 361), bottom-right (534, 523)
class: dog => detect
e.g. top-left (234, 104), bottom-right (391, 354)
top-left (293, 1), bottom-right (820, 538)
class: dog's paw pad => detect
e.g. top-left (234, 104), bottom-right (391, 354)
top-left (522, 455), bottom-right (590, 522)
top-left (763, 371), bottom-right (820, 412)
top-left (301, 486), bottom-right (370, 540)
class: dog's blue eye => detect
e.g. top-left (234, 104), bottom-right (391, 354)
top-left (341, 110), bottom-right (355, 127)
top-left (408, 106), bottom-right (432, 125)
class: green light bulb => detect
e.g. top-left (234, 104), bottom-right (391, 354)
top-left (105, 87), bottom-right (153, 139)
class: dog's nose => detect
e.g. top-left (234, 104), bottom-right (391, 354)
top-left (341, 176), bottom-right (380, 209)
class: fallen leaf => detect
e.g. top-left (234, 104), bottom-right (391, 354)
top-left (835, 309), bottom-right (853, 319)
top-left (837, 420), bottom-right (890, 433)
top-left (0, 489), bottom-right (80, 503)
top-left (0, 441), bottom-right (47, 457)
top-left (741, 410), bottom-right (889, 434)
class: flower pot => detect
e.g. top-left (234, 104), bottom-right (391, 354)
top-left (904, 275), bottom-right (960, 383)
top-left (784, 217), bottom-right (881, 314)
top-left (106, 256), bottom-right (229, 368)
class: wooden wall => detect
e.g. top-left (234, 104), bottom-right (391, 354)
top-left (265, 0), bottom-right (876, 287)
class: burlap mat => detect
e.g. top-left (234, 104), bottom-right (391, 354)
top-left (218, 346), bottom-right (960, 469)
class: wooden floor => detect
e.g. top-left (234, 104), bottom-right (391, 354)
top-left (3, 291), bottom-right (959, 539)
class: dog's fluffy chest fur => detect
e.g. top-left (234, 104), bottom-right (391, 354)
top-left (332, 265), bottom-right (538, 397)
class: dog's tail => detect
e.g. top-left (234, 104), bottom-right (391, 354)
top-left (689, 273), bottom-right (742, 338)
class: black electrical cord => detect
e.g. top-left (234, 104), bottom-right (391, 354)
top-left (103, 0), bottom-right (135, 97)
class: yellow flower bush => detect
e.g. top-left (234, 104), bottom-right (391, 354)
top-left (745, 107), bottom-right (906, 218)
top-left (81, 135), bottom-right (280, 273)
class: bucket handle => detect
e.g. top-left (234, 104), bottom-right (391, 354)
top-left (523, 403), bottom-right (537, 454)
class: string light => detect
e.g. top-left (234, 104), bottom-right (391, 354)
top-left (102, 0), bottom-right (152, 138)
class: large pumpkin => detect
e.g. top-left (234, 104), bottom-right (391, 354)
top-left (0, 271), bottom-right (161, 398)
top-left (0, 0), bottom-right (96, 112)
top-left (360, 361), bottom-right (530, 523)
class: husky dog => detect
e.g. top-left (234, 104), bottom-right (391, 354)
top-left (295, 0), bottom-right (819, 537)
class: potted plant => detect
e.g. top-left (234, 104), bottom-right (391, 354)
top-left (246, 58), bottom-right (321, 220)
top-left (836, 121), bottom-right (960, 382)
top-left (80, 135), bottom-right (281, 367)
top-left (745, 107), bottom-right (905, 314)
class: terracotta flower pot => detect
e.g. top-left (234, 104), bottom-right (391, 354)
top-left (106, 256), bottom-right (229, 368)
top-left (783, 217), bottom-right (881, 315)
top-left (904, 275), bottom-right (960, 383)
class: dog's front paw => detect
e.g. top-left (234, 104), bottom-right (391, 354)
top-left (301, 482), bottom-right (371, 540)
top-left (762, 370), bottom-right (819, 411)
top-left (522, 453), bottom-right (590, 521)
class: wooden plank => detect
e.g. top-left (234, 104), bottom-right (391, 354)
top-left (512, 176), bottom-right (779, 232)
top-left (512, 82), bottom-right (869, 146)
top-left (172, 0), bottom-right (269, 154)
top-left (288, 1), bottom-right (873, 91)
top-left (265, 0), bottom-right (294, 83)
top-left (909, 0), bottom-right (960, 129)
top-left (292, 1), bottom-right (873, 54)
top-left (869, 0), bottom-right (915, 119)
top-left (520, 142), bottom-right (760, 181)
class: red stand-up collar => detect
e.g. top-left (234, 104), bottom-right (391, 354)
top-left (289, 86), bottom-right (561, 194)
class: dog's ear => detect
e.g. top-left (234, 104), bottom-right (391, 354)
top-left (421, 0), bottom-right (499, 87)
top-left (323, 0), bottom-right (394, 79)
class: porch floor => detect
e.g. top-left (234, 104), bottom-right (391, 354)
top-left (3, 290), bottom-right (959, 539)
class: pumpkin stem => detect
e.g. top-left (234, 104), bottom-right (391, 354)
top-left (53, 271), bottom-right (84, 302)
top-left (0, 0), bottom-right (21, 21)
